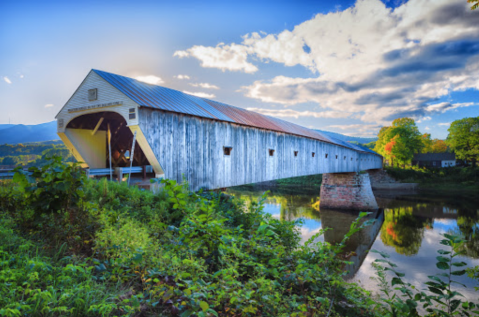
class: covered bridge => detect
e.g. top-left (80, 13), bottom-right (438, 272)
top-left (56, 69), bottom-right (383, 209)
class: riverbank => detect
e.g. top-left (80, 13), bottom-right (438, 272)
top-left (384, 166), bottom-right (479, 193)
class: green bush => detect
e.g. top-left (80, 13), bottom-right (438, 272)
top-left (385, 166), bottom-right (479, 187)
top-left (0, 217), bottom-right (126, 317)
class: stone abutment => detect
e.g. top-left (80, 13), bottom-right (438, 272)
top-left (320, 172), bottom-right (379, 211)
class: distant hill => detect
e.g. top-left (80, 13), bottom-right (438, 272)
top-left (315, 129), bottom-right (377, 144)
top-left (0, 121), bottom-right (59, 145)
top-left (0, 124), bottom-right (15, 131)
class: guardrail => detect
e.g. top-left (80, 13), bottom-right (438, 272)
top-left (0, 168), bottom-right (32, 179)
top-left (0, 165), bottom-right (153, 181)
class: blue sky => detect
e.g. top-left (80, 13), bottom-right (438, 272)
top-left (1, 0), bottom-right (478, 139)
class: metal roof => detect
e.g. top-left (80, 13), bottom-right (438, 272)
top-left (93, 69), bottom-right (380, 156)
top-left (413, 153), bottom-right (455, 161)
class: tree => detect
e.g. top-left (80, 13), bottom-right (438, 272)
top-left (0, 156), bottom-right (21, 166)
top-left (374, 118), bottom-right (423, 166)
top-left (431, 139), bottom-right (448, 153)
top-left (468, 0), bottom-right (479, 10)
top-left (421, 133), bottom-right (433, 153)
top-left (363, 141), bottom-right (376, 150)
top-left (446, 117), bottom-right (479, 166)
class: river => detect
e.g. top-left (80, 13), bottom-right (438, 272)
top-left (227, 185), bottom-right (479, 300)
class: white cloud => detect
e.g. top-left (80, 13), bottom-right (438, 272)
top-left (182, 91), bottom-right (216, 99)
top-left (246, 107), bottom-right (351, 119)
top-left (190, 82), bottom-right (220, 89)
top-left (135, 75), bottom-right (164, 85)
top-left (174, 43), bottom-right (258, 73)
top-left (176, 74), bottom-right (190, 80)
top-left (425, 126), bottom-right (431, 130)
top-left (44, 104), bottom-right (54, 108)
top-left (3, 77), bottom-right (12, 84)
top-left (425, 102), bottom-right (475, 113)
top-left (417, 116), bottom-right (432, 123)
top-left (173, 51), bottom-right (189, 58)
top-left (438, 122), bottom-right (451, 126)
top-left (326, 124), bottom-right (382, 136)
top-left (177, 0), bottom-right (479, 124)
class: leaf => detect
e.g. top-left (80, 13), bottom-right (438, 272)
top-left (199, 301), bottom-right (209, 312)
top-left (440, 239), bottom-right (452, 246)
top-left (428, 287), bottom-right (444, 296)
top-left (95, 264), bottom-right (107, 273)
top-left (437, 249), bottom-right (451, 255)
top-left (371, 249), bottom-right (390, 258)
top-left (132, 253), bottom-right (143, 264)
top-left (406, 299), bottom-right (417, 309)
top-left (436, 262), bottom-right (450, 270)
top-left (207, 308), bottom-right (219, 317)
top-left (452, 261), bottom-right (467, 267)
top-left (428, 275), bottom-right (445, 284)
top-left (391, 277), bottom-right (403, 286)
top-left (374, 259), bottom-right (397, 267)
top-left (452, 270), bottom-right (466, 276)
top-left (436, 256), bottom-right (449, 263)
top-left (451, 299), bottom-right (461, 312)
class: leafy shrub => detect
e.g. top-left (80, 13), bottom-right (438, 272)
top-left (385, 165), bottom-right (479, 187)
top-left (371, 233), bottom-right (478, 316)
top-left (95, 216), bottom-right (156, 262)
top-left (0, 216), bottom-right (126, 317)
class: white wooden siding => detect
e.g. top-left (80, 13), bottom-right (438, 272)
top-left (138, 108), bottom-right (382, 191)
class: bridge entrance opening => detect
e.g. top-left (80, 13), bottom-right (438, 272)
top-left (65, 111), bottom-right (155, 182)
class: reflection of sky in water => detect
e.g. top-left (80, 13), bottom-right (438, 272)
top-left (250, 202), bottom-right (324, 243)
top-left (300, 219), bottom-right (324, 243)
top-left (433, 218), bottom-right (458, 231)
top-left (351, 217), bottom-right (479, 301)
top-left (262, 203), bottom-right (281, 218)
top-left (229, 188), bottom-right (479, 300)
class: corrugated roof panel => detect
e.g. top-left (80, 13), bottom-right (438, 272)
top-left (204, 100), bottom-right (287, 131)
top-left (92, 69), bottom-right (380, 156)
top-left (94, 69), bottom-right (222, 120)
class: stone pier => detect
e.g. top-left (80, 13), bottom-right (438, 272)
top-left (320, 172), bottom-right (378, 210)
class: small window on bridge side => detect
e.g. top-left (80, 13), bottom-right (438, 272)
top-left (356, 158), bottom-right (358, 161)
top-left (312, 152), bottom-right (315, 157)
top-left (335, 155), bottom-right (338, 159)
top-left (223, 146), bottom-right (232, 156)
top-left (351, 157), bottom-right (353, 161)
top-left (294, 151), bottom-right (298, 157)
top-left (269, 149), bottom-right (275, 156)
top-left (325, 154), bottom-right (328, 158)
top-left (129, 108), bottom-right (136, 120)
top-left (344, 156), bottom-right (346, 160)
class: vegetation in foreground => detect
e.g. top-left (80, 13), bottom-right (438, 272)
top-left (0, 157), bottom-right (478, 316)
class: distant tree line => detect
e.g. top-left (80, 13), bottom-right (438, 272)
top-left (373, 116), bottom-right (479, 167)
top-left (0, 141), bottom-right (74, 167)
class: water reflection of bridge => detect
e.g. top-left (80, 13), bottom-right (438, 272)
top-left (228, 188), bottom-right (477, 276)
top-left (321, 209), bottom-right (384, 278)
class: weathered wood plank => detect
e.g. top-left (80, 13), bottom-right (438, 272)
top-left (138, 109), bottom-right (382, 191)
